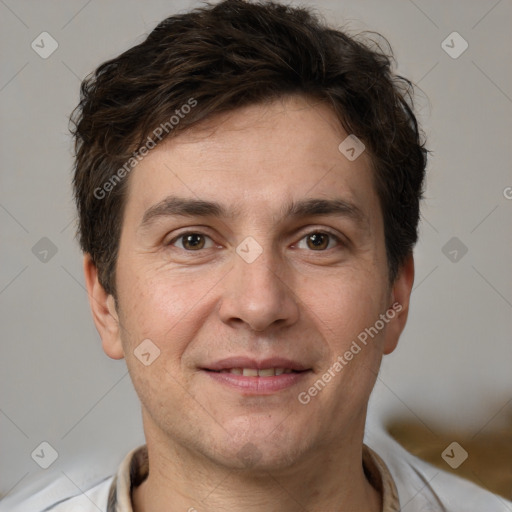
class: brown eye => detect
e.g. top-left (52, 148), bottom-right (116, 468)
top-left (171, 233), bottom-right (213, 250)
top-left (296, 231), bottom-right (339, 251)
top-left (306, 233), bottom-right (329, 250)
top-left (182, 234), bottom-right (205, 250)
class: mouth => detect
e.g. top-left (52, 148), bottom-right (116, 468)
top-left (208, 367), bottom-right (299, 376)
top-left (201, 357), bottom-right (311, 394)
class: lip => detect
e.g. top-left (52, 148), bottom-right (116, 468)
top-left (204, 370), bottom-right (309, 394)
top-left (204, 356), bottom-right (308, 372)
top-left (201, 356), bottom-right (311, 395)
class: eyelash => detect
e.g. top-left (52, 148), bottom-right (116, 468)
top-left (167, 230), bottom-right (344, 252)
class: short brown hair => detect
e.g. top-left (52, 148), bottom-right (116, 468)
top-left (71, 0), bottom-right (427, 296)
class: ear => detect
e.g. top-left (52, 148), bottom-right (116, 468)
top-left (382, 253), bottom-right (415, 355)
top-left (83, 254), bottom-right (124, 360)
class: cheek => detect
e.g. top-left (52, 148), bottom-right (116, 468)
top-left (300, 269), bottom-right (387, 345)
top-left (116, 264), bottom-right (220, 359)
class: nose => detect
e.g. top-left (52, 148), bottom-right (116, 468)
top-left (218, 247), bottom-right (300, 332)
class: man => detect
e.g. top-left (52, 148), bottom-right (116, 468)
top-left (37, 0), bottom-right (510, 510)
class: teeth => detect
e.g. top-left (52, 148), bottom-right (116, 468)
top-left (226, 368), bottom-right (293, 377)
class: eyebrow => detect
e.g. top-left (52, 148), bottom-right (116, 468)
top-left (282, 198), bottom-right (365, 225)
top-left (140, 197), bottom-right (232, 228)
top-left (139, 195), bottom-right (367, 229)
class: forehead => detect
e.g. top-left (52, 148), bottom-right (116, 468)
top-left (123, 96), bottom-right (380, 228)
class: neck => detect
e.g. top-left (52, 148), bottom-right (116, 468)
top-left (132, 424), bottom-right (381, 512)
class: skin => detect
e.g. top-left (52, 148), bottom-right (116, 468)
top-left (84, 95), bottom-right (414, 512)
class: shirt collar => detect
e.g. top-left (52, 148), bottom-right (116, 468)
top-left (107, 444), bottom-right (400, 512)
top-left (364, 444), bottom-right (401, 511)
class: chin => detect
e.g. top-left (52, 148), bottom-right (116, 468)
top-left (219, 443), bottom-right (305, 473)
top-left (211, 422), bottom-right (313, 472)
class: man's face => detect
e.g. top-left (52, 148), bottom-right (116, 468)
top-left (95, 96), bottom-right (411, 470)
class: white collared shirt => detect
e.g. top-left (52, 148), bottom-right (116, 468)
top-left (3, 435), bottom-right (511, 512)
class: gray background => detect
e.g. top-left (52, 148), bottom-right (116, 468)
top-left (1, 0), bottom-right (511, 507)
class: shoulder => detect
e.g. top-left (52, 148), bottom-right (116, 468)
top-left (367, 432), bottom-right (512, 512)
top-left (1, 446), bottom-right (144, 512)
top-left (42, 477), bottom-right (113, 511)
top-left (0, 476), bottom-right (113, 512)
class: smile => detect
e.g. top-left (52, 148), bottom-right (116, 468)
top-left (214, 368), bottom-right (297, 376)
top-left (201, 357), bottom-right (311, 394)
